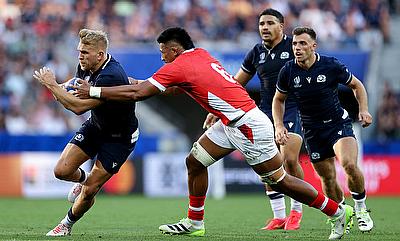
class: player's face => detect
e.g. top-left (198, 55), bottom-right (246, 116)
top-left (159, 43), bottom-right (177, 63)
top-left (258, 15), bottom-right (283, 46)
top-left (292, 34), bottom-right (317, 62)
top-left (77, 41), bottom-right (103, 72)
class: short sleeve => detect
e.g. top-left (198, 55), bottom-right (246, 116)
top-left (149, 62), bottom-right (185, 92)
top-left (241, 48), bottom-right (257, 75)
top-left (333, 58), bottom-right (352, 85)
top-left (276, 64), bottom-right (289, 93)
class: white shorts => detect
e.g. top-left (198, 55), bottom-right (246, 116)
top-left (205, 107), bottom-right (278, 166)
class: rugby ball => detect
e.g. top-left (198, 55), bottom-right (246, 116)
top-left (63, 77), bottom-right (80, 93)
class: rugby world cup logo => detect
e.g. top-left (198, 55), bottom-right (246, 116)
top-left (259, 52), bottom-right (266, 63)
top-left (293, 76), bottom-right (302, 88)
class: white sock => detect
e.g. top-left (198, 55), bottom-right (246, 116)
top-left (290, 198), bottom-right (302, 213)
top-left (332, 205), bottom-right (343, 218)
top-left (61, 214), bottom-right (74, 227)
top-left (267, 191), bottom-right (286, 219)
top-left (350, 191), bottom-right (367, 212)
top-left (190, 219), bottom-right (204, 228)
top-left (353, 197), bottom-right (367, 212)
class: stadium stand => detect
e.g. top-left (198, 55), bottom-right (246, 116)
top-left (0, 0), bottom-right (398, 142)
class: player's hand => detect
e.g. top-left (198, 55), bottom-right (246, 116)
top-left (275, 124), bottom-right (289, 145)
top-left (33, 67), bottom-right (57, 87)
top-left (74, 79), bottom-right (91, 99)
top-left (203, 113), bottom-right (219, 129)
top-left (128, 76), bottom-right (139, 85)
top-left (359, 111), bottom-right (372, 128)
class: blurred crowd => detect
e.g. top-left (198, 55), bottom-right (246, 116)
top-left (0, 0), bottom-right (398, 139)
top-left (376, 82), bottom-right (400, 141)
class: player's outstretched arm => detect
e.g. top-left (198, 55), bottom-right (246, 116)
top-left (347, 75), bottom-right (373, 127)
top-left (33, 67), bottom-right (103, 115)
top-left (75, 79), bottom-right (160, 101)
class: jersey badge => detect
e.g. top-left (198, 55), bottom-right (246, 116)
top-left (280, 52), bottom-right (289, 59)
top-left (317, 75), bottom-right (326, 83)
top-left (288, 122), bottom-right (294, 128)
top-left (294, 76), bottom-right (302, 88)
top-left (311, 152), bottom-right (320, 160)
top-left (74, 134), bottom-right (84, 142)
top-left (306, 77), bottom-right (311, 83)
top-left (259, 52), bottom-right (266, 63)
top-left (271, 53), bottom-right (275, 59)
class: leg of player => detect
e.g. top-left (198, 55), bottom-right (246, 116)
top-left (159, 135), bottom-right (234, 236)
top-left (281, 133), bottom-right (304, 230)
top-left (46, 160), bottom-right (112, 236)
top-left (252, 152), bottom-right (353, 240)
top-left (312, 157), bottom-right (344, 204)
top-left (333, 137), bottom-right (373, 232)
top-left (53, 144), bottom-right (90, 184)
top-left (312, 157), bottom-right (353, 233)
top-left (262, 134), bottom-right (303, 231)
top-left (262, 185), bottom-right (287, 230)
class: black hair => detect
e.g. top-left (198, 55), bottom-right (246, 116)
top-left (259, 8), bottom-right (284, 23)
top-left (292, 26), bottom-right (317, 40)
top-left (156, 27), bottom-right (195, 50)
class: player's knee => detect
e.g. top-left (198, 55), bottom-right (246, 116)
top-left (189, 142), bottom-right (217, 167)
top-left (53, 165), bottom-right (74, 181)
top-left (186, 154), bottom-right (207, 176)
top-left (259, 165), bottom-right (287, 186)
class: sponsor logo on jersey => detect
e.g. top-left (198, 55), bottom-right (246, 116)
top-left (259, 52), bottom-right (266, 63)
top-left (112, 162), bottom-right (118, 168)
top-left (280, 52), bottom-right (289, 59)
top-left (288, 122), bottom-right (294, 128)
top-left (338, 130), bottom-right (342, 135)
top-left (294, 76), bottom-right (302, 88)
top-left (317, 74), bottom-right (326, 82)
top-left (306, 77), bottom-right (312, 83)
top-left (270, 53), bottom-right (275, 59)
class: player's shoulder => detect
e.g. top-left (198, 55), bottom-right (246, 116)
top-left (283, 59), bottom-right (295, 69)
top-left (318, 54), bottom-right (340, 65)
top-left (283, 35), bottom-right (293, 44)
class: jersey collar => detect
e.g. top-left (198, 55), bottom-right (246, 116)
top-left (262, 34), bottom-right (286, 51)
top-left (294, 52), bottom-right (320, 65)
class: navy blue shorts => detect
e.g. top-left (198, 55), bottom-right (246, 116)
top-left (283, 109), bottom-right (303, 137)
top-left (70, 120), bottom-right (137, 174)
top-left (265, 108), bottom-right (303, 137)
top-left (303, 118), bottom-right (355, 163)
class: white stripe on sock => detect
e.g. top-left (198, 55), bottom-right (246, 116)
top-left (189, 205), bottom-right (204, 212)
top-left (320, 197), bottom-right (329, 211)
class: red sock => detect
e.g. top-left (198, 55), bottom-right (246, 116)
top-left (309, 192), bottom-right (339, 216)
top-left (187, 195), bottom-right (206, 221)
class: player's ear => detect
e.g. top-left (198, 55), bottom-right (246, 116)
top-left (97, 51), bottom-right (104, 59)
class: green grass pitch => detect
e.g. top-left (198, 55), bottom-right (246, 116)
top-left (0, 195), bottom-right (399, 241)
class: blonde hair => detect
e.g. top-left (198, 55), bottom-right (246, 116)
top-left (79, 29), bottom-right (109, 52)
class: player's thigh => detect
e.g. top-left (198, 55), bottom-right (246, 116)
top-left (312, 157), bottom-right (337, 180)
top-left (194, 121), bottom-right (235, 167)
top-left (280, 133), bottom-right (302, 163)
top-left (333, 136), bottom-right (358, 166)
top-left (56, 143), bottom-right (90, 173)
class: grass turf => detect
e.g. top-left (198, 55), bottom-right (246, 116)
top-left (0, 195), bottom-right (399, 241)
